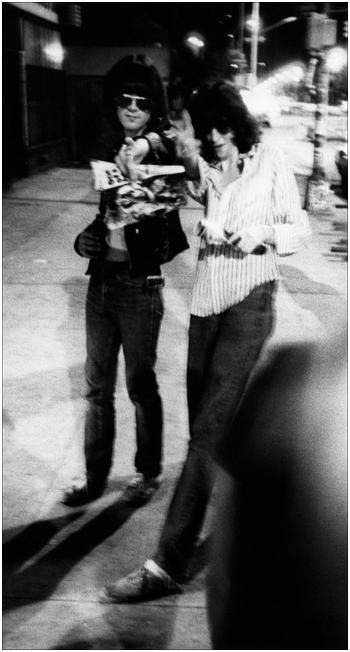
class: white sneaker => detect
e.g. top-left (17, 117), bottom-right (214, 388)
top-left (101, 564), bottom-right (183, 603)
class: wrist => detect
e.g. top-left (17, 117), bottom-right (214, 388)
top-left (177, 138), bottom-right (200, 160)
top-left (263, 226), bottom-right (275, 244)
top-left (132, 138), bottom-right (150, 160)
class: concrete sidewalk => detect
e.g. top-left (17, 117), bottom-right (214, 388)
top-left (2, 143), bottom-right (347, 649)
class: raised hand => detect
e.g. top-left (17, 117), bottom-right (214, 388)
top-left (168, 109), bottom-right (200, 159)
top-left (114, 137), bottom-right (150, 181)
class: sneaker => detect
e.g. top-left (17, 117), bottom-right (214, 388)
top-left (123, 473), bottom-right (160, 507)
top-left (61, 481), bottom-right (105, 507)
top-left (101, 565), bottom-right (184, 603)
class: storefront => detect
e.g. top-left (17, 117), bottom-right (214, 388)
top-left (3, 3), bottom-right (69, 180)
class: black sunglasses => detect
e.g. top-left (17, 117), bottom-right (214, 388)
top-left (204, 122), bottom-right (232, 136)
top-left (115, 94), bottom-right (154, 112)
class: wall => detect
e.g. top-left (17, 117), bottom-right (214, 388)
top-left (65, 46), bottom-right (170, 82)
top-left (65, 46), bottom-right (171, 162)
top-left (3, 2), bottom-right (68, 180)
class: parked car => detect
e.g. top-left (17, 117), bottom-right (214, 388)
top-left (335, 144), bottom-right (348, 198)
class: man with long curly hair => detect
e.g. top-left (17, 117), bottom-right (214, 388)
top-left (102, 81), bottom-right (312, 602)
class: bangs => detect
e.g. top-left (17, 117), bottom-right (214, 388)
top-left (188, 81), bottom-right (260, 157)
top-left (104, 55), bottom-right (168, 129)
top-left (121, 82), bottom-right (155, 101)
top-left (200, 113), bottom-right (231, 135)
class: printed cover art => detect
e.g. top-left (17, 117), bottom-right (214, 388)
top-left (91, 160), bottom-right (187, 228)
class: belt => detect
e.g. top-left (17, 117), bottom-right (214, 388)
top-left (99, 260), bottom-right (164, 288)
top-left (102, 260), bottom-right (130, 271)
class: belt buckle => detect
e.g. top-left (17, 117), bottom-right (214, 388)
top-left (145, 275), bottom-right (165, 289)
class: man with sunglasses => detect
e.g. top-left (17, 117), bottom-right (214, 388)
top-left (112, 93), bottom-right (157, 175)
top-left (62, 55), bottom-right (188, 508)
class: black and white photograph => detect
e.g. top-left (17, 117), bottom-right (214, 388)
top-left (3, 2), bottom-right (348, 649)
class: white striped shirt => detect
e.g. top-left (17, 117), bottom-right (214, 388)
top-left (187, 143), bottom-right (312, 317)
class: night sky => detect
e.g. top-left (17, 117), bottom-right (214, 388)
top-left (69, 3), bottom-right (348, 79)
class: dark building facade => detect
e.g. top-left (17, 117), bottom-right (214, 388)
top-left (3, 3), bottom-right (170, 177)
top-left (3, 3), bottom-right (72, 181)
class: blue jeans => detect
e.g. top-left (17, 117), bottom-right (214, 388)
top-left (84, 262), bottom-right (164, 486)
top-left (154, 281), bottom-right (276, 580)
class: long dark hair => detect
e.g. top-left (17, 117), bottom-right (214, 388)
top-left (188, 81), bottom-right (260, 160)
top-left (104, 54), bottom-right (169, 132)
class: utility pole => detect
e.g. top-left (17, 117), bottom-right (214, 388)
top-left (238, 2), bottom-right (245, 53)
top-left (250, 2), bottom-right (259, 86)
top-left (305, 5), bottom-right (337, 213)
top-left (309, 50), bottom-right (329, 181)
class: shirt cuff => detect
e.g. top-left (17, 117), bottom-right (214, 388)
top-left (187, 157), bottom-right (209, 200)
top-left (272, 219), bottom-right (312, 256)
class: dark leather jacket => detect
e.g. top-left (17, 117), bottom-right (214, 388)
top-left (75, 125), bottom-right (189, 276)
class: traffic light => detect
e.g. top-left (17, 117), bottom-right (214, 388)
top-left (343, 20), bottom-right (348, 39)
top-left (56, 3), bottom-right (82, 27)
top-left (306, 13), bottom-right (337, 50)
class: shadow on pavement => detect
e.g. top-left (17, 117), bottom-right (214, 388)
top-left (52, 603), bottom-right (182, 650)
top-left (280, 264), bottom-right (346, 333)
top-left (3, 498), bottom-right (138, 609)
top-left (280, 264), bottom-right (341, 295)
top-left (3, 489), bottom-right (209, 650)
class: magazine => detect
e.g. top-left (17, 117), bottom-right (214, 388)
top-left (90, 159), bottom-right (187, 228)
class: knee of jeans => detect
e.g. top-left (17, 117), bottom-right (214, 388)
top-left (126, 371), bottom-right (160, 400)
top-left (188, 437), bottom-right (214, 462)
top-left (85, 385), bottom-right (115, 407)
top-left (128, 388), bottom-right (161, 405)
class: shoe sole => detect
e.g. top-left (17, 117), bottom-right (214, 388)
top-left (61, 489), bottom-right (104, 507)
top-left (100, 586), bottom-right (152, 603)
top-left (123, 491), bottom-right (155, 507)
top-left (99, 585), bottom-right (183, 604)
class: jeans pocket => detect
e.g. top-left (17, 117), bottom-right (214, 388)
top-left (117, 272), bottom-right (145, 289)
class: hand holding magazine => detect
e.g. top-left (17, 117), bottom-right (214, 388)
top-left (90, 159), bottom-right (187, 229)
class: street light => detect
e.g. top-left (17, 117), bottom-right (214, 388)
top-left (262, 16), bottom-right (297, 34)
top-left (187, 35), bottom-right (205, 49)
top-left (246, 18), bottom-right (261, 31)
top-left (43, 42), bottom-right (65, 66)
top-left (289, 65), bottom-right (304, 82)
top-left (186, 34), bottom-right (205, 58)
top-left (249, 2), bottom-right (259, 86)
top-left (327, 47), bottom-right (347, 72)
top-left (246, 12), bottom-right (300, 87)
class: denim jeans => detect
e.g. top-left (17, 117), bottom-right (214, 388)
top-left (154, 281), bottom-right (276, 580)
top-left (84, 262), bottom-right (164, 486)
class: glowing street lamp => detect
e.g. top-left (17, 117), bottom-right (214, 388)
top-left (186, 35), bottom-right (205, 49)
top-left (289, 65), bottom-right (304, 82)
top-left (262, 16), bottom-right (297, 34)
top-left (186, 34), bottom-right (205, 58)
top-left (246, 18), bottom-right (261, 31)
top-left (327, 47), bottom-right (347, 73)
top-left (43, 42), bottom-right (65, 66)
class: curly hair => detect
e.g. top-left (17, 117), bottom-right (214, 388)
top-left (104, 54), bottom-right (168, 131)
top-left (188, 81), bottom-right (260, 160)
